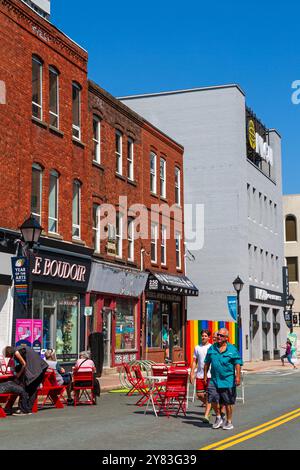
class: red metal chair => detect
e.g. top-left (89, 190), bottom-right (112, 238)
top-left (73, 369), bottom-right (96, 406)
top-left (0, 393), bottom-right (17, 418)
top-left (32, 370), bottom-right (66, 413)
top-left (122, 363), bottom-right (143, 397)
top-left (156, 368), bottom-right (188, 417)
top-left (151, 364), bottom-right (168, 377)
top-left (131, 365), bottom-right (152, 406)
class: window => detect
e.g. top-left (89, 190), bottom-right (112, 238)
top-left (161, 226), bottom-right (167, 266)
top-left (49, 67), bottom-right (59, 128)
top-left (151, 223), bottom-right (158, 263)
top-left (259, 192), bottom-right (263, 225)
top-left (48, 170), bottom-right (59, 233)
top-left (32, 56), bottom-right (43, 120)
top-left (127, 138), bottom-right (134, 181)
top-left (248, 244), bottom-right (252, 280)
top-left (287, 257), bottom-right (298, 282)
top-left (274, 203), bottom-right (278, 233)
top-left (31, 164), bottom-right (43, 224)
top-left (252, 188), bottom-right (256, 221)
top-left (128, 218), bottom-right (134, 261)
top-left (150, 152), bottom-right (157, 194)
top-left (72, 180), bottom-right (81, 238)
top-left (116, 213), bottom-right (123, 258)
top-left (176, 232), bottom-right (182, 269)
top-left (72, 82), bottom-right (81, 140)
top-left (115, 130), bottom-right (123, 175)
top-left (175, 167), bottom-right (181, 205)
top-left (260, 249), bottom-right (264, 282)
top-left (286, 215), bottom-right (297, 242)
top-left (92, 116), bottom-right (101, 163)
top-left (146, 300), bottom-right (161, 348)
top-left (160, 158), bottom-right (166, 198)
top-left (115, 299), bottom-right (136, 351)
top-left (92, 204), bottom-right (100, 252)
top-left (247, 184), bottom-right (251, 218)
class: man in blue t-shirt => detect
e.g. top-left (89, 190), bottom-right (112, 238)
top-left (204, 328), bottom-right (243, 430)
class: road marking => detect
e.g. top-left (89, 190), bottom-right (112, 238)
top-left (201, 407), bottom-right (300, 450)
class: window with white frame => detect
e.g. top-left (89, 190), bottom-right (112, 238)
top-left (72, 82), bottom-right (81, 140)
top-left (49, 67), bottom-right (59, 128)
top-left (127, 138), bottom-right (134, 181)
top-left (32, 56), bottom-right (43, 120)
top-left (31, 164), bottom-right (43, 224)
top-left (160, 158), bottom-right (166, 198)
top-left (115, 130), bottom-right (123, 175)
top-left (150, 152), bottom-right (157, 194)
top-left (161, 226), bottom-right (167, 266)
top-left (92, 116), bottom-right (101, 163)
top-left (48, 170), bottom-right (59, 233)
top-left (116, 212), bottom-right (123, 258)
top-left (176, 232), bottom-right (181, 269)
top-left (72, 180), bottom-right (81, 238)
top-left (175, 167), bottom-right (181, 205)
top-left (151, 223), bottom-right (158, 263)
top-left (92, 203), bottom-right (100, 252)
top-left (128, 218), bottom-right (134, 261)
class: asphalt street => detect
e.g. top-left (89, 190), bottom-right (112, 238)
top-left (1, 368), bottom-right (300, 450)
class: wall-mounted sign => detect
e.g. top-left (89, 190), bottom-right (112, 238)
top-left (84, 307), bottom-right (93, 317)
top-left (31, 251), bottom-right (91, 291)
top-left (249, 286), bottom-right (284, 306)
top-left (107, 241), bottom-right (116, 256)
top-left (146, 272), bottom-right (199, 296)
top-left (248, 119), bottom-right (274, 166)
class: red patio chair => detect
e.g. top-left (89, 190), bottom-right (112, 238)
top-left (73, 369), bottom-right (96, 406)
top-left (32, 370), bottom-right (66, 413)
top-left (131, 365), bottom-right (151, 407)
top-left (156, 368), bottom-right (188, 417)
top-left (122, 363), bottom-right (143, 397)
top-left (151, 364), bottom-right (168, 377)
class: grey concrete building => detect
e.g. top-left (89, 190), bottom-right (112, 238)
top-left (121, 85), bottom-right (286, 361)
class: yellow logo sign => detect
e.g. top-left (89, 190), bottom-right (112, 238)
top-left (248, 119), bottom-right (256, 150)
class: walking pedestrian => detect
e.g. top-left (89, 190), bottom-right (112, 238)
top-left (4, 345), bottom-right (48, 412)
top-left (203, 328), bottom-right (243, 430)
top-left (280, 339), bottom-right (297, 369)
top-left (190, 330), bottom-right (212, 423)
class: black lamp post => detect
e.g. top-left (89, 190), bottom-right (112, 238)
top-left (286, 294), bottom-right (295, 332)
top-left (233, 276), bottom-right (244, 352)
top-left (19, 215), bottom-right (43, 318)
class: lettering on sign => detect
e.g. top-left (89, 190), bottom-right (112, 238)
top-left (248, 119), bottom-right (274, 166)
top-left (32, 256), bottom-right (86, 282)
top-left (255, 288), bottom-right (282, 303)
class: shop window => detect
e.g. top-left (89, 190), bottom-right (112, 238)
top-left (32, 55), bottom-right (43, 120)
top-left (115, 299), bottom-right (136, 351)
top-left (172, 302), bottom-right (182, 347)
top-left (146, 301), bottom-right (161, 348)
top-left (32, 290), bottom-right (79, 361)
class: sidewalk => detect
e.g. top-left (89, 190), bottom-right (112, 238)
top-left (99, 358), bottom-right (297, 393)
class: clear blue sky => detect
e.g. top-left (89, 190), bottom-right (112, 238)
top-left (52, 0), bottom-right (300, 195)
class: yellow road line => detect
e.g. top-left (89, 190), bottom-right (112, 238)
top-left (201, 407), bottom-right (300, 450)
top-left (215, 411), bottom-right (300, 450)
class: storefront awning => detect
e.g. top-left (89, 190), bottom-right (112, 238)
top-left (146, 272), bottom-right (199, 296)
top-left (87, 261), bottom-right (149, 297)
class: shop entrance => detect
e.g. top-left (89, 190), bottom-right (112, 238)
top-left (102, 307), bottom-right (112, 368)
top-left (43, 305), bottom-right (56, 350)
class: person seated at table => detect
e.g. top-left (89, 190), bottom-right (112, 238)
top-left (44, 349), bottom-right (74, 405)
top-left (74, 351), bottom-right (96, 371)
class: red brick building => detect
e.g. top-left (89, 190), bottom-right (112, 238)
top-left (0, 0), bottom-right (198, 368)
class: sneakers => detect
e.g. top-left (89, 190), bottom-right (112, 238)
top-left (12, 410), bottom-right (32, 416)
top-left (222, 421), bottom-right (234, 430)
top-left (212, 416), bottom-right (223, 429)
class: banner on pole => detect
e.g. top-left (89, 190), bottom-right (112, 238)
top-left (11, 257), bottom-right (29, 306)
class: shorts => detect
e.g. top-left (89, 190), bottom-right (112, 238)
top-left (207, 382), bottom-right (237, 405)
top-left (196, 378), bottom-right (210, 393)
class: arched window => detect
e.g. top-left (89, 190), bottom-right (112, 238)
top-left (31, 163), bottom-right (43, 223)
top-left (286, 215), bottom-right (297, 242)
top-left (32, 56), bottom-right (43, 120)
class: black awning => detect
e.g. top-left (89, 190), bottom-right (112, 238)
top-left (146, 272), bottom-right (199, 297)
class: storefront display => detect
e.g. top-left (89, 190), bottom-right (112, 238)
top-left (115, 299), bottom-right (136, 351)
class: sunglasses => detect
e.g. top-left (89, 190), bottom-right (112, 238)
top-left (217, 333), bottom-right (228, 338)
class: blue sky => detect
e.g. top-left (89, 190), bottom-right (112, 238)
top-left (52, 0), bottom-right (300, 194)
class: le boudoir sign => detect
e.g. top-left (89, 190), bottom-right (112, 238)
top-left (31, 252), bottom-right (91, 290)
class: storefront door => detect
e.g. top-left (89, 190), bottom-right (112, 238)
top-left (102, 308), bottom-right (112, 368)
top-left (43, 305), bottom-right (56, 350)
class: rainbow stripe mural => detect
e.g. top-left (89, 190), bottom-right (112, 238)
top-left (186, 320), bottom-right (239, 367)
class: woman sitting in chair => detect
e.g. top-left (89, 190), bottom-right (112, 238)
top-left (44, 349), bottom-right (74, 405)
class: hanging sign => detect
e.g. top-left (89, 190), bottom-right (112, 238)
top-left (11, 257), bottom-right (29, 305)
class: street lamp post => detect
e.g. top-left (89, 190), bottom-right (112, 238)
top-left (286, 294), bottom-right (295, 332)
top-left (233, 276), bottom-right (244, 354)
top-left (19, 215), bottom-right (43, 320)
